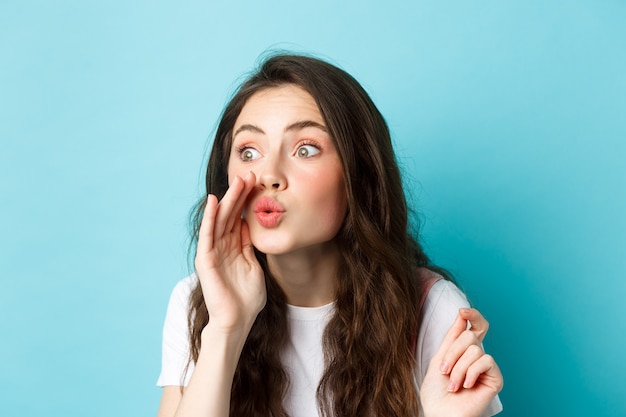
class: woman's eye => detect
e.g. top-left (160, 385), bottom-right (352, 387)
top-left (240, 147), bottom-right (261, 161)
top-left (296, 144), bottom-right (320, 158)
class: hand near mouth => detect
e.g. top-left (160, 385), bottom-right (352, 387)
top-left (194, 171), bottom-right (267, 336)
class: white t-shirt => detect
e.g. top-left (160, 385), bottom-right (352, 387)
top-left (157, 275), bottom-right (503, 416)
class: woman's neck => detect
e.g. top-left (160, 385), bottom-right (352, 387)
top-left (266, 242), bottom-right (340, 307)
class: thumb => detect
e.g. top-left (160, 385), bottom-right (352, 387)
top-left (459, 307), bottom-right (489, 342)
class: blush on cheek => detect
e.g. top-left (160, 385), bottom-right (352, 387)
top-left (313, 171), bottom-right (348, 238)
top-left (317, 198), bottom-right (348, 238)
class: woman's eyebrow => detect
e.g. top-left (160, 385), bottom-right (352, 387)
top-left (233, 120), bottom-right (327, 138)
top-left (233, 124), bottom-right (264, 137)
top-left (285, 120), bottom-right (327, 133)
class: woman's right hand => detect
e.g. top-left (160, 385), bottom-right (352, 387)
top-left (194, 171), bottom-right (266, 335)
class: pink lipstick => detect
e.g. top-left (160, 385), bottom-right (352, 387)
top-left (253, 197), bottom-right (285, 228)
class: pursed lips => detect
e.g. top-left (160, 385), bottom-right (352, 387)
top-left (253, 196), bottom-right (285, 228)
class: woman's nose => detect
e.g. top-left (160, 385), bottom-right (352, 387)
top-left (257, 154), bottom-right (287, 191)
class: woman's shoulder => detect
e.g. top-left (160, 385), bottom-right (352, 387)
top-left (158, 274), bottom-right (197, 387)
top-left (415, 276), bottom-right (471, 380)
top-left (416, 268), bottom-right (469, 320)
top-left (421, 278), bottom-right (470, 335)
top-left (169, 274), bottom-right (198, 300)
top-left (162, 274), bottom-right (198, 318)
top-left (425, 279), bottom-right (469, 312)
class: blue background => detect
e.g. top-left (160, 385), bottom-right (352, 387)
top-left (1, 1), bottom-right (624, 416)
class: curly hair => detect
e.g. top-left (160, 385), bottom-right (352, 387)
top-left (186, 53), bottom-right (446, 416)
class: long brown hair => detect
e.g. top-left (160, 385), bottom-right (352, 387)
top-left (187, 53), bottom-right (445, 416)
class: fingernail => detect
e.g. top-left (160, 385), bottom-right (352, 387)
top-left (447, 380), bottom-right (456, 392)
top-left (439, 362), bottom-right (450, 374)
top-left (460, 308), bottom-right (470, 314)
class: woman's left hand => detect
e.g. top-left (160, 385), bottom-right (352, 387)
top-left (420, 308), bottom-right (503, 417)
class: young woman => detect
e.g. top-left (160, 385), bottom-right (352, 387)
top-left (156, 54), bottom-right (503, 417)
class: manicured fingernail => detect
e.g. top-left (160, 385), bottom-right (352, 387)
top-left (447, 380), bottom-right (457, 392)
top-left (439, 362), bottom-right (450, 374)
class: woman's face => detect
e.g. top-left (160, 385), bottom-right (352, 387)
top-left (227, 84), bottom-right (347, 255)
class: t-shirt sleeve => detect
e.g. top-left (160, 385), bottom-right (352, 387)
top-left (156, 275), bottom-right (196, 387)
top-left (415, 279), bottom-right (503, 416)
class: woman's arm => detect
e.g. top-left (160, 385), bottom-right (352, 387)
top-left (157, 387), bottom-right (182, 417)
top-left (157, 336), bottom-right (245, 417)
top-left (171, 326), bottom-right (250, 416)
top-left (157, 172), bottom-right (265, 417)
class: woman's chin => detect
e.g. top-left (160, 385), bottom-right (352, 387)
top-left (250, 238), bottom-right (292, 256)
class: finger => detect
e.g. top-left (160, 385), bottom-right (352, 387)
top-left (197, 194), bottom-right (218, 255)
top-left (431, 312), bottom-right (468, 374)
top-left (462, 354), bottom-right (503, 393)
top-left (459, 307), bottom-right (489, 342)
top-left (223, 171), bottom-right (256, 235)
top-left (440, 329), bottom-right (480, 375)
top-left (240, 220), bottom-right (256, 264)
top-left (447, 344), bottom-right (484, 392)
top-left (213, 175), bottom-right (245, 238)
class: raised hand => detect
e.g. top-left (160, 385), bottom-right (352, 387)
top-left (194, 171), bottom-right (266, 335)
top-left (420, 308), bottom-right (503, 417)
